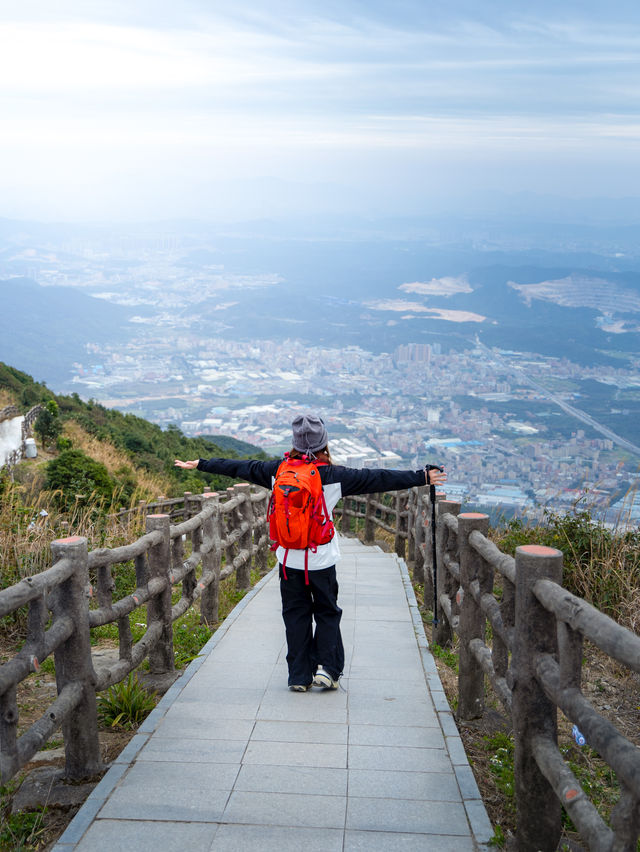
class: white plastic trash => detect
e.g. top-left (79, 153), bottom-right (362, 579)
top-left (25, 438), bottom-right (37, 458)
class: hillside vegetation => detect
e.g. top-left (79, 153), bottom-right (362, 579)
top-left (0, 361), bottom-right (268, 593)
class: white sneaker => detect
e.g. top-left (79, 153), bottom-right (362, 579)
top-left (289, 684), bottom-right (312, 692)
top-left (313, 666), bottom-right (338, 690)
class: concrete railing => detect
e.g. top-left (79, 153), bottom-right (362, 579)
top-left (0, 484), bottom-right (269, 785)
top-left (340, 488), bottom-right (640, 852)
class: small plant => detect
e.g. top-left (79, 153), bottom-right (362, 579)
top-left (431, 643), bottom-right (459, 672)
top-left (174, 620), bottom-right (212, 668)
top-left (0, 780), bottom-right (48, 851)
top-left (485, 731), bottom-right (516, 813)
top-left (97, 673), bottom-right (157, 729)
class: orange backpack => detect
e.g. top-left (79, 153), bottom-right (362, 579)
top-left (267, 455), bottom-right (335, 583)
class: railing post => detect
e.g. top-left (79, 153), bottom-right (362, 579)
top-left (183, 493), bottom-right (201, 601)
top-left (512, 544), bottom-right (563, 852)
top-left (364, 494), bottom-right (375, 545)
top-left (182, 491), bottom-right (193, 523)
top-left (145, 514), bottom-right (174, 675)
top-left (225, 486), bottom-right (237, 571)
top-left (406, 489), bottom-right (416, 565)
top-left (235, 483), bottom-right (253, 590)
top-left (394, 491), bottom-right (406, 558)
top-left (200, 493), bottom-right (221, 625)
top-left (433, 498), bottom-right (460, 647)
top-left (413, 486), bottom-right (427, 585)
top-left (49, 536), bottom-right (102, 780)
top-left (457, 512), bottom-right (490, 721)
top-left (340, 498), bottom-right (351, 534)
top-left (253, 489), bottom-right (269, 576)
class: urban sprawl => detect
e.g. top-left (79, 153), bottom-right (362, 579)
top-left (73, 337), bottom-right (640, 525)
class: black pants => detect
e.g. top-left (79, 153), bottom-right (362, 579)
top-left (279, 564), bottom-right (344, 687)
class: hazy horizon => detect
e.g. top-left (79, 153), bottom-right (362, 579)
top-left (1, 1), bottom-right (639, 224)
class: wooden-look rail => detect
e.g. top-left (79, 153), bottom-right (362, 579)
top-left (4, 477), bottom-right (640, 850)
top-left (339, 489), bottom-right (640, 852)
top-left (0, 484), bottom-right (269, 785)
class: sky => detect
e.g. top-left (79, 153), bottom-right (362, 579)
top-left (1, 0), bottom-right (639, 223)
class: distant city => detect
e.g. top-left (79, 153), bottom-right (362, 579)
top-left (70, 334), bottom-right (640, 524)
top-left (3, 221), bottom-right (640, 525)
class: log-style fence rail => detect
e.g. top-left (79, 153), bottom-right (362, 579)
top-left (0, 484), bottom-right (269, 785)
top-left (3, 481), bottom-right (640, 850)
top-left (339, 489), bottom-right (640, 852)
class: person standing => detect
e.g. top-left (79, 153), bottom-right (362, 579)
top-left (175, 413), bottom-right (447, 691)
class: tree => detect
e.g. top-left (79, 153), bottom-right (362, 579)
top-left (34, 400), bottom-right (62, 449)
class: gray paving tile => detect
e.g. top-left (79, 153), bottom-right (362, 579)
top-left (100, 785), bottom-right (230, 821)
top-left (344, 830), bottom-right (476, 851)
top-left (54, 798), bottom-right (103, 845)
top-left (235, 763), bottom-right (347, 796)
top-left (74, 819), bottom-right (218, 851)
top-left (349, 723), bottom-right (444, 749)
top-left (243, 739), bottom-right (347, 768)
top-left (346, 797), bottom-right (470, 834)
top-left (446, 733), bottom-right (472, 765)
top-left (113, 760), bottom-right (240, 792)
top-left (163, 698), bottom-right (261, 719)
top-left (348, 768), bottom-right (461, 801)
top-left (258, 695), bottom-right (348, 724)
top-left (211, 824), bottom-right (343, 851)
top-left (112, 733), bottom-right (149, 764)
top-left (137, 736), bottom-right (247, 764)
top-left (438, 711), bottom-right (459, 737)
top-left (455, 763), bottom-right (484, 800)
top-left (252, 719), bottom-right (348, 744)
top-left (153, 715), bottom-right (255, 742)
top-left (223, 790), bottom-right (346, 829)
top-left (348, 744), bottom-right (451, 772)
top-left (465, 798), bottom-right (496, 843)
top-left (348, 699), bottom-right (439, 727)
top-left (349, 664), bottom-right (426, 681)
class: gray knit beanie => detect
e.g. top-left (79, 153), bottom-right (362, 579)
top-left (291, 413), bottom-right (328, 455)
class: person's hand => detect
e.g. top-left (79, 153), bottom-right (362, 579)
top-left (425, 467), bottom-right (447, 487)
top-left (174, 459), bottom-right (199, 469)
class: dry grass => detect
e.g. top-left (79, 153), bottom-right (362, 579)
top-left (0, 388), bottom-right (17, 409)
top-left (0, 423), bottom-right (175, 598)
top-left (62, 421), bottom-right (172, 499)
top-left (0, 480), bottom-right (147, 612)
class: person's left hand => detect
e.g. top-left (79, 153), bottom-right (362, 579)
top-left (174, 459), bottom-right (199, 469)
top-left (426, 467), bottom-right (447, 487)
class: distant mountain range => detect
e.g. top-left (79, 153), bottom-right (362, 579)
top-left (2, 227), bottom-right (640, 390)
top-left (0, 277), bottom-right (135, 385)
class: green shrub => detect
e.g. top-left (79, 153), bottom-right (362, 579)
top-left (45, 449), bottom-right (115, 510)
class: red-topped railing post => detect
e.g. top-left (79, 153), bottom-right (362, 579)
top-left (512, 544), bottom-right (563, 851)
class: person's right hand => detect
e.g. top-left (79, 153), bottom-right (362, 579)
top-left (174, 459), bottom-right (199, 469)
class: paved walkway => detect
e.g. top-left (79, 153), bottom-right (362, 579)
top-left (53, 537), bottom-right (493, 851)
